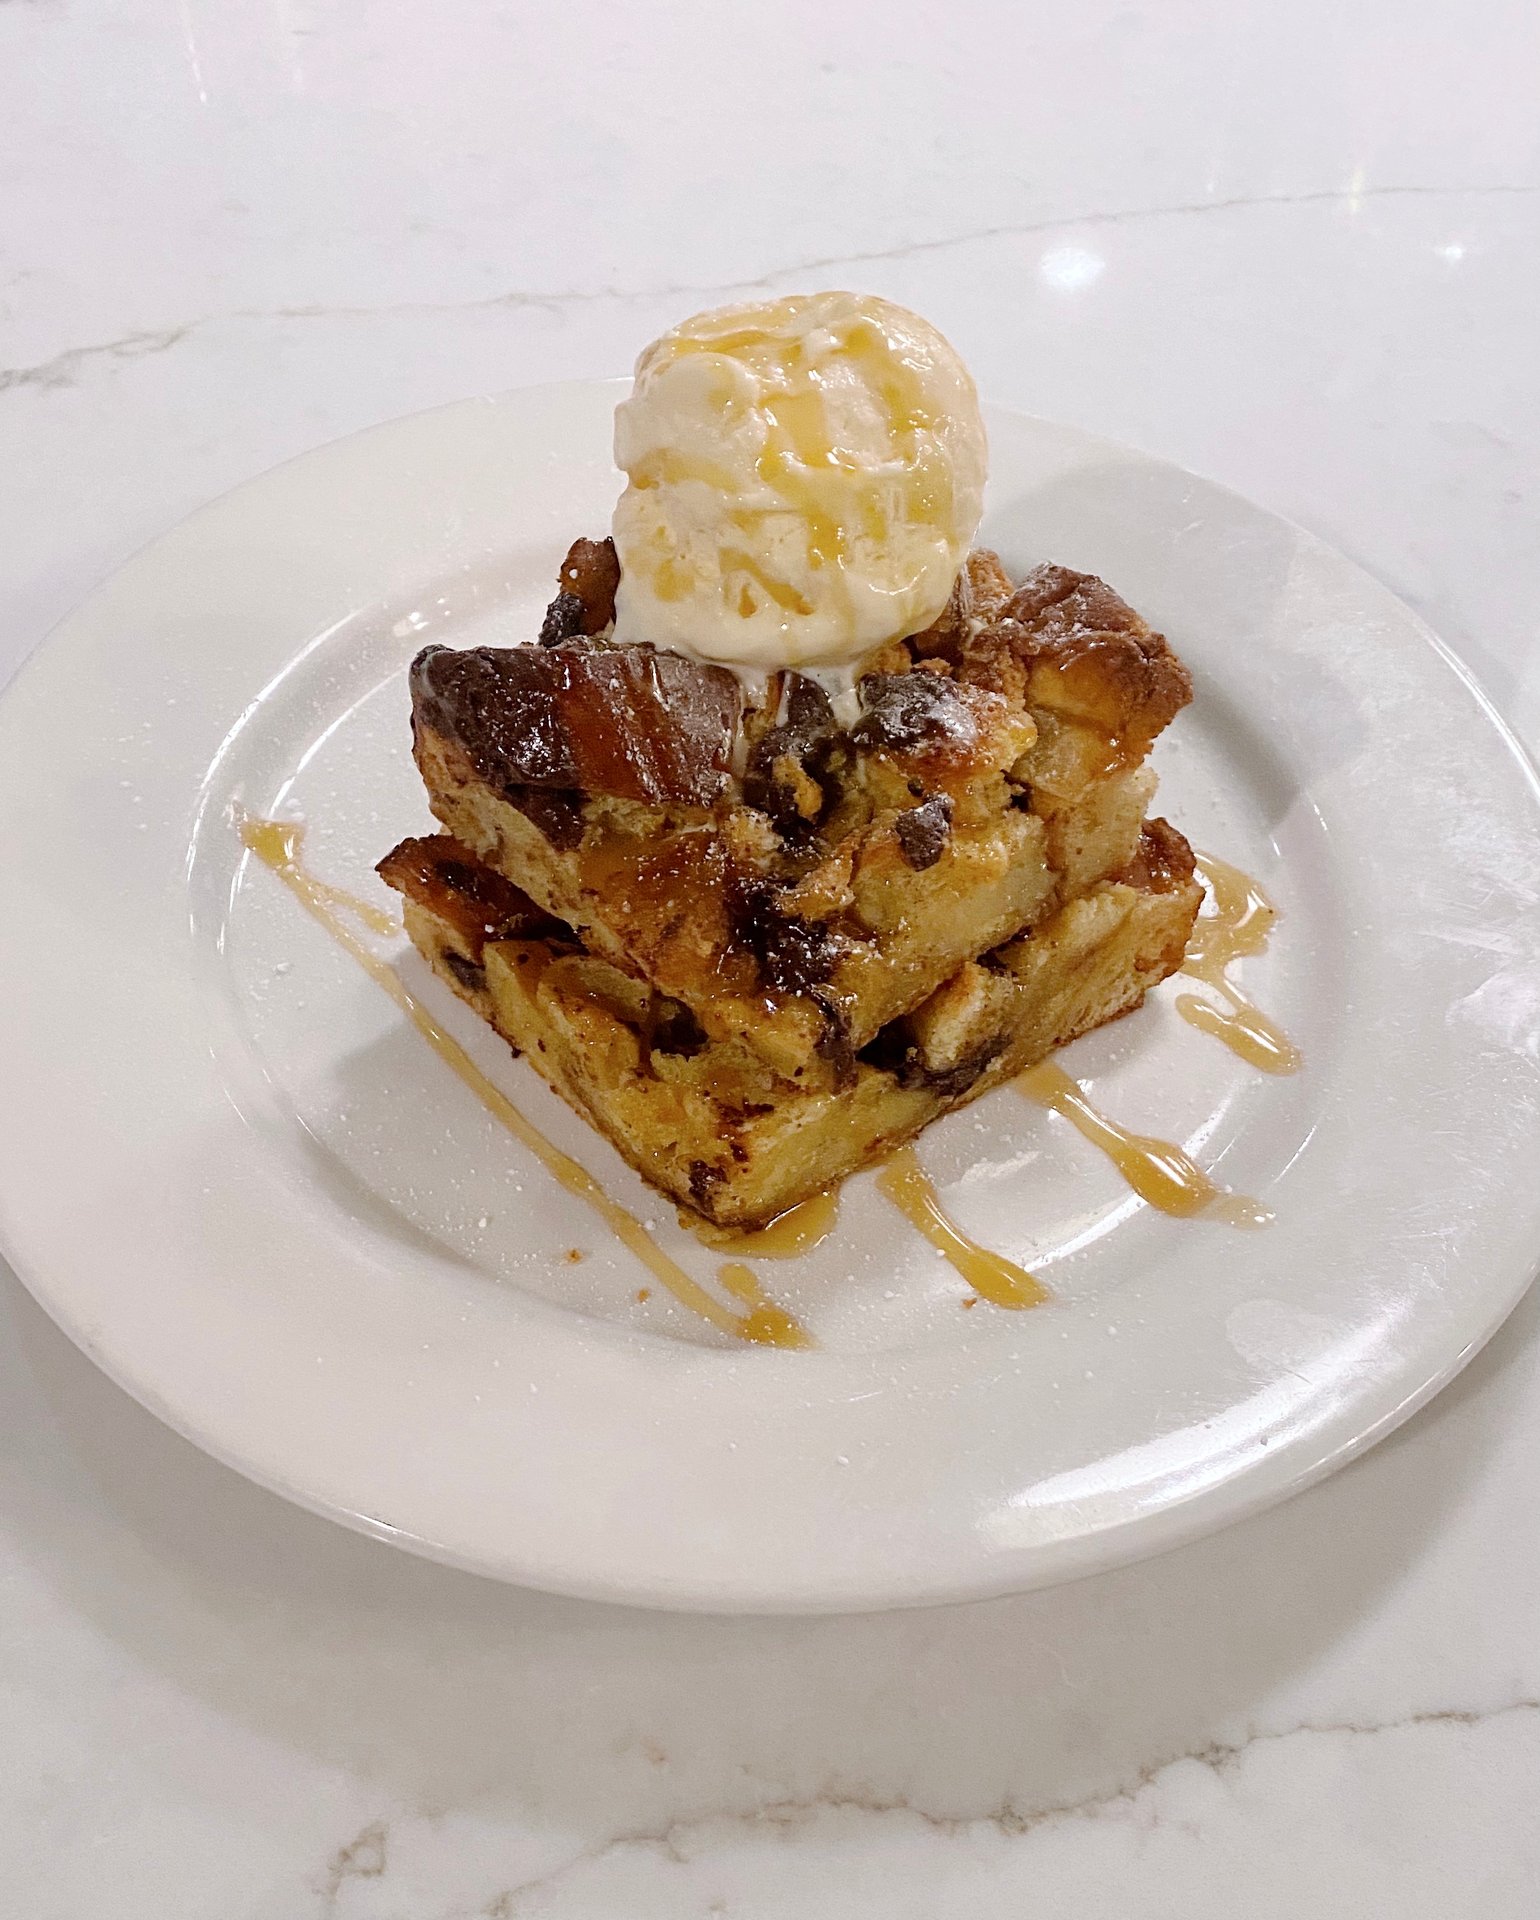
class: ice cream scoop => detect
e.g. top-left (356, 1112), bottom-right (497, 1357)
top-left (610, 292), bottom-right (986, 682)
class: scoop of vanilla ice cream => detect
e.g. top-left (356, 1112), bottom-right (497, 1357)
top-left (610, 292), bottom-right (986, 678)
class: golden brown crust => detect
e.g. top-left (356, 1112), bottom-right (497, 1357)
top-left (538, 537), bottom-right (623, 644)
top-left (428, 542), bottom-right (1186, 831)
top-left (1009, 562), bottom-right (1191, 746)
top-left (910, 547), bottom-right (1015, 651)
top-left (916, 553), bottom-right (1193, 755)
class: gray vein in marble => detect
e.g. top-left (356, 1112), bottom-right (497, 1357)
top-left (2, 181), bottom-right (1534, 400)
top-left (318, 1821), bottom-right (388, 1912)
top-left (264, 180), bottom-right (1540, 325)
top-left (0, 325), bottom-right (190, 394)
top-left (724, 180), bottom-right (1538, 289)
top-left (312, 1697), bottom-right (1538, 1915)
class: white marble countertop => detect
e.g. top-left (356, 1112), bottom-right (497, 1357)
top-left (4, 2), bottom-right (1539, 1912)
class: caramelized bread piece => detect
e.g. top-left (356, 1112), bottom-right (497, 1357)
top-left (375, 834), bottom-right (563, 950)
top-left (376, 833), bottom-right (571, 993)
top-left (385, 824), bottom-right (1202, 1228)
top-left (539, 535), bottom-right (622, 642)
top-left (411, 638), bottom-right (740, 811)
top-left (913, 552), bottom-right (1193, 803)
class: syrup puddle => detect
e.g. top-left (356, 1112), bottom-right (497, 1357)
top-left (702, 1187), bottom-right (840, 1259)
top-left (1179, 852), bottom-right (1302, 1074)
top-left (715, 1264), bottom-right (816, 1347)
top-left (1017, 1062), bottom-right (1273, 1227)
top-left (876, 1148), bottom-right (1049, 1311)
top-left (237, 813), bottom-right (810, 1349)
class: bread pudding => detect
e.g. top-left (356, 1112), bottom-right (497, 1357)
top-left (381, 820), bottom-right (1199, 1228)
top-left (379, 293), bottom-right (1202, 1229)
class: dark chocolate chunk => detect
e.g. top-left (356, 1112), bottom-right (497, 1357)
top-left (894, 793), bottom-right (954, 871)
top-left (850, 672), bottom-right (978, 756)
top-left (538, 590), bottom-right (587, 647)
top-left (411, 640), bottom-right (741, 809)
top-left (647, 997), bottom-right (708, 1059)
top-left (444, 950), bottom-right (487, 993)
top-left (688, 1159), bottom-right (724, 1210)
top-left (731, 879), bottom-right (838, 995)
top-left (811, 991), bottom-right (857, 1089)
top-left (857, 1020), bottom-right (1008, 1098)
top-left (913, 1037), bottom-right (1010, 1099)
top-left (855, 1021), bottom-right (907, 1079)
top-left (743, 674), bottom-right (839, 835)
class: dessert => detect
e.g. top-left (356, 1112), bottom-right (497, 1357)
top-left (380, 293), bottom-right (1203, 1229)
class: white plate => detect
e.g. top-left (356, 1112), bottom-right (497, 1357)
top-left (2, 382), bottom-right (1538, 1612)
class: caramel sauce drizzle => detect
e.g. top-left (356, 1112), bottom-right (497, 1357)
top-left (715, 1263), bottom-right (816, 1348)
top-left (237, 813), bottom-right (810, 1350)
top-left (649, 309), bottom-right (949, 627)
top-left (876, 1148), bottom-right (1049, 1311)
top-left (704, 1187), bottom-right (841, 1259)
top-left (1178, 852), bottom-right (1302, 1074)
top-left (1017, 1062), bottom-right (1273, 1227)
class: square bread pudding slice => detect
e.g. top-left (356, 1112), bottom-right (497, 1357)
top-left (379, 540), bottom-right (1202, 1230)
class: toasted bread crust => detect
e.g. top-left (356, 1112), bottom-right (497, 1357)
top-left (375, 834), bottom-right (567, 954)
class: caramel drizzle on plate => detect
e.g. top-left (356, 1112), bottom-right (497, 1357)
top-left (237, 813), bottom-right (810, 1350)
top-left (1017, 1061), bottom-right (1273, 1228)
top-left (707, 1187), bottom-right (841, 1259)
top-left (876, 1147), bottom-right (1049, 1311)
top-left (1178, 851), bottom-right (1302, 1074)
top-left (714, 1263), bottom-right (815, 1347)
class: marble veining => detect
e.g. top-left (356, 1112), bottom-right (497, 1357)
top-left (4, 1), bottom-right (1540, 1913)
top-left (0, 325), bottom-right (193, 394)
top-left (3, 182), bottom-right (1534, 400)
top-left (318, 1824), bottom-right (390, 1911)
top-left (286, 1700), bottom-right (1540, 1916)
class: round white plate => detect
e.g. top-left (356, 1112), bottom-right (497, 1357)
top-left (2, 382), bottom-right (1538, 1612)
